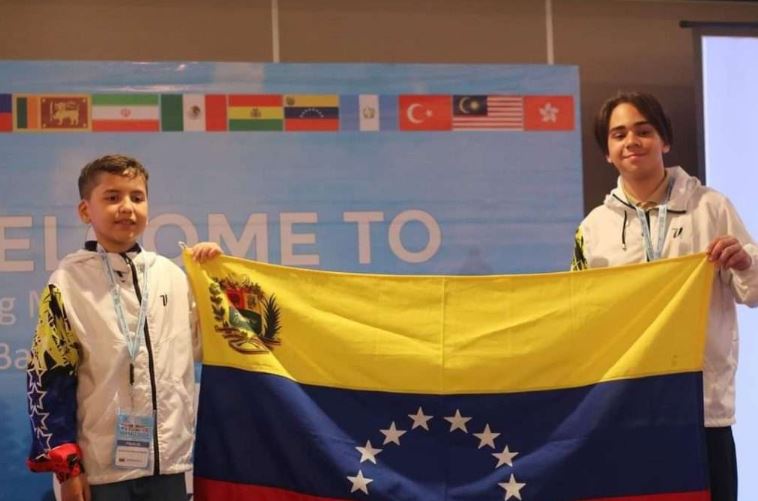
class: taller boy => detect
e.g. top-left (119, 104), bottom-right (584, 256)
top-left (27, 155), bottom-right (219, 500)
top-left (572, 92), bottom-right (758, 500)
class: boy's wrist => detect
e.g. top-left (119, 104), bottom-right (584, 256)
top-left (27, 443), bottom-right (84, 481)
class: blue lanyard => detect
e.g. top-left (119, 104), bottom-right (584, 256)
top-left (633, 178), bottom-right (674, 262)
top-left (98, 247), bottom-right (149, 387)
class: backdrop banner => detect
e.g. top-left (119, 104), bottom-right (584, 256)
top-left (0, 61), bottom-right (581, 499)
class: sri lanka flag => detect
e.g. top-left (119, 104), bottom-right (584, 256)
top-left (184, 253), bottom-right (714, 501)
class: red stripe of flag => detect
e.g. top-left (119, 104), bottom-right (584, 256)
top-left (205, 94), bottom-right (227, 131)
top-left (92, 120), bottom-right (160, 132)
top-left (285, 119), bottom-right (339, 131)
top-left (229, 94), bottom-right (283, 107)
top-left (0, 114), bottom-right (11, 132)
top-left (580, 491), bottom-right (711, 501)
top-left (194, 478), bottom-right (350, 501)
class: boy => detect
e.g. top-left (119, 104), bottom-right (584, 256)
top-left (26, 154), bottom-right (220, 501)
top-left (572, 92), bottom-right (758, 500)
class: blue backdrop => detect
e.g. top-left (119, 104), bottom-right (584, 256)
top-left (0, 61), bottom-right (581, 500)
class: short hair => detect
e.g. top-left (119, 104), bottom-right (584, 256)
top-left (594, 91), bottom-right (673, 156)
top-left (78, 154), bottom-right (149, 199)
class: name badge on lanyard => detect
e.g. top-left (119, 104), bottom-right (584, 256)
top-left (98, 247), bottom-right (154, 469)
top-left (114, 411), bottom-right (154, 469)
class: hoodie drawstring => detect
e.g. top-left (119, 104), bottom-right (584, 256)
top-left (621, 210), bottom-right (628, 251)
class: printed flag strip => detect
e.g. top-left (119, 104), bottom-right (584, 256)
top-left (284, 94), bottom-right (340, 132)
top-left (229, 94), bottom-right (283, 132)
top-left (92, 94), bottom-right (160, 132)
top-left (452, 95), bottom-right (524, 131)
top-left (0, 93), bottom-right (574, 133)
top-left (185, 253), bottom-right (714, 501)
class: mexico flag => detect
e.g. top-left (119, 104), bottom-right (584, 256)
top-left (161, 94), bottom-right (227, 132)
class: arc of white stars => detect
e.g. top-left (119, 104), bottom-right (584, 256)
top-left (473, 424), bottom-right (500, 449)
top-left (492, 445), bottom-right (519, 468)
top-left (499, 473), bottom-right (526, 500)
top-left (444, 409), bottom-right (472, 433)
top-left (408, 407), bottom-right (433, 430)
top-left (355, 440), bottom-right (383, 464)
top-left (347, 470), bottom-right (373, 494)
top-left (380, 421), bottom-right (407, 445)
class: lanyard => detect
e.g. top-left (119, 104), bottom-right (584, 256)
top-left (99, 247), bottom-right (149, 387)
top-left (633, 178), bottom-right (674, 262)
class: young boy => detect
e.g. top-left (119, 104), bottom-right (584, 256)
top-left (572, 92), bottom-right (758, 501)
top-left (26, 154), bottom-right (221, 501)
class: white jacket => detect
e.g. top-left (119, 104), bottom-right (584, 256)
top-left (27, 243), bottom-right (197, 484)
top-left (574, 166), bottom-right (758, 426)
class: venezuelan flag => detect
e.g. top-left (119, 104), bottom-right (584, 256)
top-left (184, 253), bottom-right (714, 501)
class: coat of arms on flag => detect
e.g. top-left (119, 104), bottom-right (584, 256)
top-left (208, 273), bottom-right (281, 354)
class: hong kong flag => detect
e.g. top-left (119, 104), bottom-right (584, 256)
top-left (524, 95), bottom-right (575, 131)
top-left (399, 95), bottom-right (452, 131)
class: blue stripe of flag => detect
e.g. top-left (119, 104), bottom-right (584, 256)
top-left (340, 95), bottom-right (359, 131)
top-left (0, 94), bottom-right (12, 113)
top-left (379, 95), bottom-right (397, 131)
top-left (195, 367), bottom-right (707, 501)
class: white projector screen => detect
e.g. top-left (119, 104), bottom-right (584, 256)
top-left (701, 32), bottom-right (758, 500)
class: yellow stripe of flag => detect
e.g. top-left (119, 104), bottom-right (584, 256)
top-left (283, 95), bottom-right (339, 107)
top-left (184, 253), bottom-right (713, 395)
top-left (228, 106), bottom-right (284, 120)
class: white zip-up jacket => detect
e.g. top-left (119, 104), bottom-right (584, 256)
top-left (27, 242), bottom-right (197, 484)
top-left (572, 166), bottom-right (758, 426)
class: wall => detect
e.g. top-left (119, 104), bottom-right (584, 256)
top-left (1, 0), bottom-right (757, 212)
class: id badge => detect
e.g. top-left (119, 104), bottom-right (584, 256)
top-left (113, 411), bottom-right (154, 469)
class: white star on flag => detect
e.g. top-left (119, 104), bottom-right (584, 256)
top-left (444, 409), bottom-right (472, 433)
top-left (539, 102), bottom-right (559, 122)
top-left (355, 440), bottom-right (383, 464)
top-left (380, 421), bottom-right (407, 445)
top-left (408, 407), bottom-right (434, 430)
top-left (499, 473), bottom-right (526, 500)
top-left (492, 445), bottom-right (519, 468)
top-left (347, 470), bottom-right (374, 494)
top-left (473, 424), bottom-right (500, 449)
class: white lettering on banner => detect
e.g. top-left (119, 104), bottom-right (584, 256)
top-left (44, 216), bottom-right (59, 272)
top-left (29, 289), bottom-right (40, 319)
top-left (0, 343), bottom-right (30, 370)
top-left (0, 297), bottom-right (16, 326)
top-left (388, 210), bottom-right (442, 264)
top-left (209, 213), bottom-right (269, 262)
top-left (0, 210), bottom-right (443, 271)
top-left (142, 213), bottom-right (199, 252)
top-left (280, 212), bottom-right (319, 266)
top-left (0, 216), bottom-right (34, 272)
top-left (344, 211), bottom-right (385, 264)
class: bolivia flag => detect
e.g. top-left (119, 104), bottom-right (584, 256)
top-left (0, 94), bottom-right (12, 132)
top-left (284, 94), bottom-right (339, 131)
top-left (161, 94), bottom-right (227, 132)
top-left (185, 254), bottom-right (714, 501)
top-left (92, 94), bottom-right (160, 132)
top-left (228, 95), bottom-right (283, 131)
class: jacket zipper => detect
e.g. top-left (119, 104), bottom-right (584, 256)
top-left (123, 253), bottom-right (161, 475)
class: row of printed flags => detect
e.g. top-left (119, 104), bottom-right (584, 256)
top-left (0, 93), bottom-right (574, 133)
